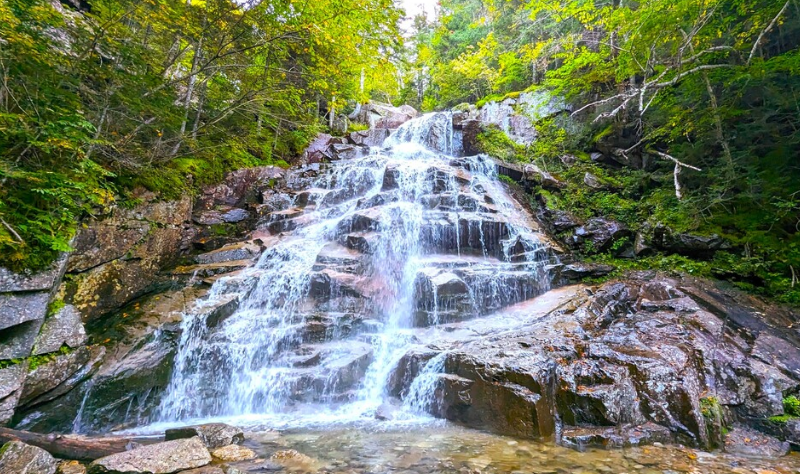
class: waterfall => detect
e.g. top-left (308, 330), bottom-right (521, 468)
top-left (153, 112), bottom-right (553, 428)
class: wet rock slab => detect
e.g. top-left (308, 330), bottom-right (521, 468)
top-left (392, 273), bottom-right (800, 450)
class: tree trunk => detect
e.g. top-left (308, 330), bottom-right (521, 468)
top-left (171, 35), bottom-right (203, 157)
top-left (0, 427), bottom-right (136, 462)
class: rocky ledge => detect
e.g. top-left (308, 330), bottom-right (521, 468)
top-left (390, 272), bottom-right (800, 452)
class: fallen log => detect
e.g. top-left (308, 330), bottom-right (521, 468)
top-left (0, 427), bottom-right (139, 461)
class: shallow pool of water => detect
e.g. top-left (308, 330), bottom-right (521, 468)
top-left (191, 420), bottom-right (800, 474)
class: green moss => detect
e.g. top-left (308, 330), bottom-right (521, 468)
top-left (46, 298), bottom-right (65, 318)
top-left (498, 174), bottom-right (517, 186)
top-left (209, 223), bottom-right (238, 237)
top-left (768, 414), bottom-right (797, 424)
top-left (0, 358), bottom-right (25, 370)
top-left (701, 397), bottom-right (722, 418)
top-left (784, 395), bottom-right (800, 416)
top-left (0, 344), bottom-right (73, 371)
top-left (348, 122), bottom-right (370, 132)
top-left (28, 345), bottom-right (73, 370)
top-left (476, 126), bottom-right (526, 162)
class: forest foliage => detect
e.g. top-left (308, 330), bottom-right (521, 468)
top-left (0, 0), bottom-right (401, 270)
top-left (400, 0), bottom-right (800, 302)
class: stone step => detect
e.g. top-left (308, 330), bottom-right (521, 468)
top-left (194, 242), bottom-right (261, 265)
top-left (411, 265), bottom-right (548, 326)
top-left (339, 232), bottom-right (380, 254)
top-left (312, 242), bottom-right (364, 274)
top-left (292, 188), bottom-right (331, 208)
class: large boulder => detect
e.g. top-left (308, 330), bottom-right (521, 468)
top-left (652, 225), bottom-right (732, 258)
top-left (391, 274), bottom-right (800, 450)
top-left (65, 192), bottom-right (192, 322)
top-left (0, 440), bottom-right (57, 474)
top-left (567, 217), bottom-right (630, 253)
top-left (88, 437), bottom-right (211, 474)
top-left (351, 102), bottom-right (418, 129)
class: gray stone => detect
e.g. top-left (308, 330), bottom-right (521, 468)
top-left (0, 291), bottom-right (49, 331)
top-left (220, 208), bottom-right (249, 223)
top-left (0, 291), bottom-right (49, 359)
top-left (560, 423), bottom-right (673, 450)
top-left (0, 440), bottom-right (57, 474)
top-left (195, 242), bottom-right (260, 265)
top-left (19, 346), bottom-right (104, 407)
top-left (88, 437), bottom-right (211, 474)
top-left (568, 218), bottom-right (630, 253)
top-left (634, 232), bottom-right (654, 256)
top-left (33, 304), bottom-right (87, 355)
top-left (583, 172), bottom-right (605, 189)
top-left (165, 423), bottom-right (244, 449)
top-left (523, 164), bottom-right (565, 189)
top-left (0, 254), bottom-right (67, 292)
top-left (0, 362), bottom-right (28, 425)
top-left (560, 263), bottom-right (616, 280)
top-left (724, 426), bottom-right (790, 457)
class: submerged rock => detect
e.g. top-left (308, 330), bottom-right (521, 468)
top-left (88, 437), bottom-right (211, 474)
top-left (210, 444), bottom-right (256, 462)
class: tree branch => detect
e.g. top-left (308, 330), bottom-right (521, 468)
top-left (748, 0), bottom-right (791, 65)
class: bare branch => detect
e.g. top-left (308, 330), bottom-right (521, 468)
top-left (748, 0), bottom-right (791, 65)
top-left (0, 218), bottom-right (24, 243)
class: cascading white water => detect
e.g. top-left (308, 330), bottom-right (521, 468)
top-left (152, 112), bottom-right (553, 429)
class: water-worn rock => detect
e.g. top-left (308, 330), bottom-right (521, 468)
top-left (560, 423), bottom-right (673, 450)
top-left (165, 423), bottom-right (244, 449)
top-left (724, 426), bottom-right (790, 457)
top-left (210, 445), bottom-right (256, 462)
top-left (304, 133), bottom-right (335, 163)
top-left (19, 346), bottom-right (104, 408)
top-left (195, 243), bottom-right (260, 265)
top-left (349, 129), bottom-right (390, 147)
top-left (0, 440), bottom-right (57, 474)
top-left (88, 437), bottom-right (211, 474)
top-left (392, 274), bottom-right (800, 450)
top-left (33, 304), bottom-right (87, 355)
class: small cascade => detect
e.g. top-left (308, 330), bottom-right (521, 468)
top-left (402, 352), bottom-right (448, 415)
top-left (150, 112), bottom-right (555, 429)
